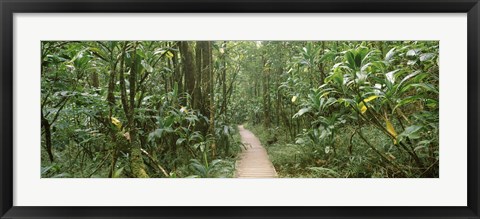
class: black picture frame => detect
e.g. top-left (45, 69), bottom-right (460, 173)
top-left (1, 0), bottom-right (479, 218)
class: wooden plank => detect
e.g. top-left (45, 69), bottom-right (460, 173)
top-left (235, 125), bottom-right (278, 178)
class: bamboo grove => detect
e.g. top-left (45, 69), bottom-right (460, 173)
top-left (41, 41), bottom-right (439, 178)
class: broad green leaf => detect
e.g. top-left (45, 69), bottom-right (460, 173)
top-left (401, 83), bottom-right (438, 94)
top-left (176, 138), bottom-right (186, 145)
top-left (164, 115), bottom-right (175, 127)
top-left (395, 71), bottom-right (421, 94)
top-left (385, 48), bottom-right (396, 62)
top-left (414, 145), bottom-right (427, 152)
top-left (210, 159), bottom-right (223, 167)
top-left (293, 107), bottom-right (311, 118)
top-left (420, 53), bottom-right (434, 62)
top-left (345, 51), bottom-right (356, 69)
top-left (425, 98), bottom-right (439, 109)
top-left (354, 53), bottom-right (362, 69)
top-left (393, 95), bottom-right (422, 112)
top-left (148, 129), bottom-right (163, 141)
top-left (338, 98), bottom-right (356, 107)
top-left (357, 47), bottom-right (369, 58)
top-left (385, 70), bottom-right (400, 84)
top-left (154, 49), bottom-right (166, 55)
top-left (141, 60), bottom-right (153, 73)
top-left (325, 69), bottom-right (344, 85)
top-left (295, 137), bottom-right (306, 144)
top-left (407, 60), bottom-right (417, 65)
top-left (113, 167), bottom-right (124, 178)
top-left (406, 49), bottom-right (417, 57)
top-left (41, 166), bottom-right (54, 175)
top-left (318, 51), bottom-right (336, 62)
top-left (399, 125), bottom-right (423, 140)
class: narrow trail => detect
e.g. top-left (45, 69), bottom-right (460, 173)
top-left (235, 125), bottom-right (278, 178)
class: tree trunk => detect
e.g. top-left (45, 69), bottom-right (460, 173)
top-left (262, 56), bottom-right (271, 128)
top-left (193, 42), bottom-right (203, 110)
top-left (41, 111), bottom-right (54, 162)
top-left (107, 63), bottom-right (117, 107)
top-left (179, 41), bottom-right (196, 107)
top-left (318, 41), bottom-right (326, 86)
top-left (119, 42), bottom-right (130, 119)
top-left (118, 42), bottom-right (149, 178)
top-left (129, 42), bottom-right (149, 178)
top-left (206, 42), bottom-right (216, 156)
top-left (221, 41), bottom-right (228, 118)
top-left (172, 42), bottom-right (183, 95)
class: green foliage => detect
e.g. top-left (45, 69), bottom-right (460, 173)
top-left (41, 40), bottom-right (438, 178)
top-left (41, 41), bottom-right (241, 178)
top-left (241, 41), bottom-right (438, 178)
top-left (187, 159), bottom-right (234, 178)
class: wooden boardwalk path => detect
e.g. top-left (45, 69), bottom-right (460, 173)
top-left (235, 125), bottom-right (278, 178)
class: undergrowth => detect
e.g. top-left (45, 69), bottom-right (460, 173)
top-left (245, 123), bottom-right (432, 178)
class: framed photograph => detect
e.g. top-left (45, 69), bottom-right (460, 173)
top-left (1, 0), bottom-right (479, 218)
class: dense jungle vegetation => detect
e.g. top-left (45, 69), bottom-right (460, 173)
top-left (41, 41), bottom-right (439, 178)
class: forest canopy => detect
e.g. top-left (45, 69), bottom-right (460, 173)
top-left (41, 41), bottom-right (439, 178)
